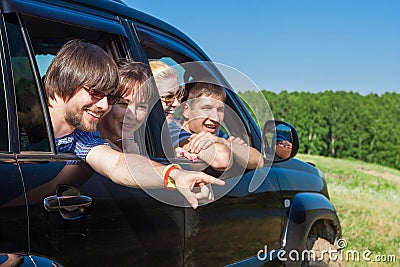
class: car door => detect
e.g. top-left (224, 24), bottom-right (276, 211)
top-left (0, 40), bottom-right (29, 264)
top-left (2, 2), bottom-right (183, 266)
top-left (134, 23), bottom-right (286, 266)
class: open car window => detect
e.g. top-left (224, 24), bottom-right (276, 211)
top-left (22, 14), bottom-right (128, 78)
top-left (5, 12), bottom-right (131, 155)
top-left (135, 24), bottom-right (257, 157)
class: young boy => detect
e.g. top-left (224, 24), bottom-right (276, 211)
top-left (174, 82), bottom-right (264, 171)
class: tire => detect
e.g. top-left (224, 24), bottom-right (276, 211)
top-left (303, 234), bottom-right (345, 267)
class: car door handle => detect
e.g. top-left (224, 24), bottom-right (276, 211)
top-left (43, 195), bottom-right (92, 211)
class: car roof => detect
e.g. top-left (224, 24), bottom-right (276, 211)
top-left (68, 0), bottom-right (206, 58)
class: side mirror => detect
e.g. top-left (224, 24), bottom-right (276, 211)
top-left (262, 120), bottom-right (299, 163)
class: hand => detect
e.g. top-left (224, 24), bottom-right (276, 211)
top-left (227, 136), bottom-right (247, 146)
top-left (193, 183), bottom-right (215, 204)
top-left (123, 137), bottom-right (140, 154)
top-left (0, 254), bottom-right (24, 267)
top-left (169, 169), bottom-right (225, 209)
top-left (277, 140), bottom-right (292, 149)
top-left (188, 132), bottom-right (224, 154)
top-left (275, 140), bottom-right (292, 159)
top-left (175, 147), bottom-right (199, 161)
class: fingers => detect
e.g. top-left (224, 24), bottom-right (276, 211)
top-left (177, 186), bottom-right (199, 209)
top-left (175, 147), bottom-right (199, 161)
top-left (228, 136), bottom-right (246, 145)
top-left (205, 184), bottom-right (215, 201)
top-left (194, 184), bottom-right (211, 200)
top-left (196, 172), bottom-right (225, 186)
top-left (196, 184), bottom-right (215, 204)
top-left (194, 138), bottom-right (215, 153)
top-left (172, 169), bottom-right (225, 209)
top-left (188, 132), bottom-right (208, 152)
top-left (188, 132), bottom-right (220, 153)
top-left (277, 140), bottom-right (292, 149)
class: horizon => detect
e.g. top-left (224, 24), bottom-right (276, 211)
top-left (240, 88), bottom-right (399, 96)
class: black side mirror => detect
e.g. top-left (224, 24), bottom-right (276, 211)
top-left (262, 120), bottom-right (299, 163)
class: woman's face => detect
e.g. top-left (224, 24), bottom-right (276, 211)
top-left (99, 87), bottom-right (148, 142)
top-left (156, 76), bottom-right (181, 124)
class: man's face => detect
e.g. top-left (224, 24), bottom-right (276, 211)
top-left (185, 95), bottom-right (225, 135)
top-left (64, 87), bottom-right (112, 132)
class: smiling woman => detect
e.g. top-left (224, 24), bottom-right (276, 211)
top-left (97, 60), bottom-right (154, 152)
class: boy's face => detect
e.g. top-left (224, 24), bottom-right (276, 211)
top-left (184, 95), bottom-right (225, 135)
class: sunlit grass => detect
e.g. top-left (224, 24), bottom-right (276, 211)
top-left (296, 154), bottom-right (400, 267)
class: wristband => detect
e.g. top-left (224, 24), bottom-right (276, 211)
top-left (162, 164), bottom-right (181, 190)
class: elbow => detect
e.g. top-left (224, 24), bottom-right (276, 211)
top-left (247, 151), bottom-right (264, 169)
top-left (256, 156), bottom-right (264, 169)
top-left (199, 144), bottom-right (231, 171)
top-left (212, 152), bottom-right (231, 170)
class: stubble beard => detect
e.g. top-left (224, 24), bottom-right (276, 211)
top-left (65, 107), bottom-right (98, 132)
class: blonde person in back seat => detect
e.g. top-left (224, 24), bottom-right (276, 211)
top-left (149, 60), bottom-right (183, 129)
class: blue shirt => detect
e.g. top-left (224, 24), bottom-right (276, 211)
top-left (56, 129), bottom-right (109, 162)
top-left (169, 122), bottom-right (228, 147)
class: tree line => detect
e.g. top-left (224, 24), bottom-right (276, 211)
top-left (238, 90), bottom-right (400, 170)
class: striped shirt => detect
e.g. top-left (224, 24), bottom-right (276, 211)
top-left (56, 129), bottom-right (109, 162)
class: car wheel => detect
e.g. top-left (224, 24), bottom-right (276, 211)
top-left (303, 234), bottom-right (345, 267)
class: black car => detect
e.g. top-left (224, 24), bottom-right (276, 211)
top-left (0, 0), bottom-right (342, 266)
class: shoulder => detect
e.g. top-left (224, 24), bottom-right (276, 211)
top-left (168, 123), bottom-right (192, 147)
top-left (216, 129), bottom-right (229, 139)
top-left (168, 121), bottom-right (182, 131)
top-left (73, 130), bottom-right (109, 161)
top-left (74, 130), bottom-right (108, 144)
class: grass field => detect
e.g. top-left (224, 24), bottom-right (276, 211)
top-left (296, 154), bottom-right (400, 267)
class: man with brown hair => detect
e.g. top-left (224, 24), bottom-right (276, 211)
top-left (45, 39), bottom-right (224, 209)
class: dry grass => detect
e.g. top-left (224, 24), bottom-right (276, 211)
top-left (296, 154), bottom-right (400, 267)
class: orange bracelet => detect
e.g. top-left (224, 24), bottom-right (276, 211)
top-left (162, 164), bottom-right (181, 190)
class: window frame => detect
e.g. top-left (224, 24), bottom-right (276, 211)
top-left (3, 10), bottom-right (133, 157)
top-left (0, 50), bottom-right (10, 153)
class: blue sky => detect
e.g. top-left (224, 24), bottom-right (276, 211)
top-left (124, 0), bottom-right (399, 95)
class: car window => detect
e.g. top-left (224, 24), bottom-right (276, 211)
top-left (136, 24), bottom-right (255, 154)
top-left (7, 14), bottom-right (131, 155)
top-left (4, 14), bottom-right (50, 152)
top-left (22, 14), bottom-right (129, 78)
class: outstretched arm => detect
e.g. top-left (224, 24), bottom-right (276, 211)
top-left (86, 145), bottom-right (225, 209)
top-left (226, 136), bottom-right (264, 169)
